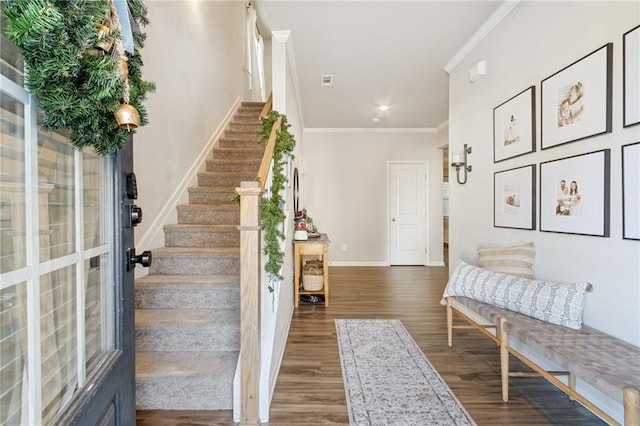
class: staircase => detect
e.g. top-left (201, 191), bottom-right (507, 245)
top-left (134, 101), bottom-right (265, 410)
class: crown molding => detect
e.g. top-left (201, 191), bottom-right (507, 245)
top-left (444, 0), bottom-right (521, 74)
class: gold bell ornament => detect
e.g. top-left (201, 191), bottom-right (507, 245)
top-left (96, 24), bottom-right (114, 53)
top-left (114, 103), bottom-right (140, 130)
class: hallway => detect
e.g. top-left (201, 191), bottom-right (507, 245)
top-left (137, 266), bottom-right (604, 425)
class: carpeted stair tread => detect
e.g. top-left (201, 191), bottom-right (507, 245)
top-left (136, 351), bottom-right (238, 410)
top-left (197, 171), bottom-right (256, 178)
top-left (188, 187), bottom-right (237, 204)
top-left (152, 247), bottom-right (239, 256)
top-left (135, 309), bottom-right (240, 352)
top-left (217, 139), bottom-right (263, 150)
top-left (164, 224), bottom-right (239, 248)
top-left (229, 121), bottom-right (262, 130)
top-left (206, 158), bottom-right (261, 172)
top-left (197, 171), bottom-right (256, 187)
top-left (135, 274), bottom-right (239, 309)
top-left (136, 308), bottom-right (238, 326)
top-left (214, 145), bottom-right (263, 152)
top-left (176, 204), bottom-right (239, 225)
top-left (211, 147), bottom-right (264, 160)
top-left (150, 247), bottom-right (240, 276)
top-left (178, 203), bottom-right (239, 210)
top-left (164, 224), bottom-right (237, 231)
top-left (136, 274), bottom-right (240, 287)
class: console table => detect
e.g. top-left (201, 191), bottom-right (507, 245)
top-left (293, 234), bottom-right (330, 307)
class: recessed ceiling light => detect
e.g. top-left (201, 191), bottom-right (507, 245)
top-left (378, 105), bottom-right (389, 112)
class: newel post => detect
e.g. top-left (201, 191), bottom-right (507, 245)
top-left (236, 181), bottom-right (262, 425)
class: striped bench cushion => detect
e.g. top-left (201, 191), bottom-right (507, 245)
top-left (477, 242), bottom-right (535, 279)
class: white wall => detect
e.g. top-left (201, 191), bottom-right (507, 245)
top-left (134, 1), bottom-right (247, 246)
top-left (448, 1), bottom-right (640, 346)
top-left (257, 31), bottom-right (304, 422)
top-left (301, 130), bottom-right (444, 266)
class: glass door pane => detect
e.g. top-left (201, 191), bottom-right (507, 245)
top-left (82, 147), bottom-right (114, 376)
top-left (40, 266), bottom-right (77, 424)
top-left (0, 281), bottom-right (27, 425)
top-left (38, 132), bottom-right (75, 261)
top-left (0, 91), bottom-right (26, 272)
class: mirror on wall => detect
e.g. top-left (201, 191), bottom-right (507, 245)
top-left (293, 167), bottom-right (299, 213)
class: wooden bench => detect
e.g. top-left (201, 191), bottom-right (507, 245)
top-left (446, 296), bottom-right (640, 425)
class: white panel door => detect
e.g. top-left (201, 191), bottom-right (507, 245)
top-left (389, 162), bottom-right (427, 265)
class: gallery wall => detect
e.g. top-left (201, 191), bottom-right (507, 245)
top-left (447, 1), bottom-right (640, 345)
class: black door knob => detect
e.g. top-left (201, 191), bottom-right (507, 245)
top-left (127, 248), bottom-right (152, 270)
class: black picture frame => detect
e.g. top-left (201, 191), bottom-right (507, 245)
top-left (493, 86), bottom-right (536, 163)
top-left (622, 142), bottom-right (640, 240)
top-left (539, 149), bottom-right (610, 237)
top-left (494, 164), bottom-right (536, 230)
top-left (623, 25), bottom-right (640, 127)
top-left (541, 43), bottom-right (613, 150)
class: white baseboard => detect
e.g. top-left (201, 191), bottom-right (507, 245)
top-left (135, 97), bottom-right (242, 256)
top-left (329, 261), bottom-right (446, 267)
top-left (329, 261), bottom-right (389, 267)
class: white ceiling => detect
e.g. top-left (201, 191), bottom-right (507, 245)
top-left (258, 1), bottom-right (502, 129)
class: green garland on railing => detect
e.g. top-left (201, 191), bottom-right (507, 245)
top-left (2, 0), bottom-right (155, 155)
top-left (258, 111), bottom-right (295, 289)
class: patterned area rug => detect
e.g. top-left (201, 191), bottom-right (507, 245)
top-left (335, 319), bottom-right (476, 426)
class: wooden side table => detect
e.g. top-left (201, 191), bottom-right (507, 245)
top-left (293, 234), bottom-right (330, 307)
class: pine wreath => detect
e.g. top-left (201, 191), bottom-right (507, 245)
top-left (2, 0), bottom-right (155, 155)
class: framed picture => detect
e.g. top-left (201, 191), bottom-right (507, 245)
top-left (493, 86), bottom-right (536, 162)
top-left (541, 43), bottom-right (612, 149)
top-left (624, 25), bottom-right (640, 127)
top-left (494, 164), bottom-right (536, 230)
top-left (540, 149), bottom-right (610, 237)
top-left (622, 142), bottom-right (640, 240)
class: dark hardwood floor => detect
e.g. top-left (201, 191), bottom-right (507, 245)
top-left (137, 266), bottom-right (606, 425)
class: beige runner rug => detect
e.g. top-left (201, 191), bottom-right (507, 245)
top-left (335, 319), bottom-right (476, 426)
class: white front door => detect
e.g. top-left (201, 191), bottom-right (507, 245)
top-left (389, 162), bottom-right (428, 265)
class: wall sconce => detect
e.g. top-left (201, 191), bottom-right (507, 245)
top-left (451, 144), bottom-right (472, 184)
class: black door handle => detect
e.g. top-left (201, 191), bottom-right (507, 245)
top-left (127, 248), bottom-right (152, 271)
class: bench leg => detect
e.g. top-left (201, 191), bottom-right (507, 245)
top-left (625, 387), bottom-right (640, 426)
top-left (499, 317), bottom-right (509, 402)
top-left (447, 297), bottom-right (453, 347)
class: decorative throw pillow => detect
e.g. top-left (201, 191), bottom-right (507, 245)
top-left (442, 260), bottom-right (592, 329)
top-left (477, 242), bottom-right (535, 279)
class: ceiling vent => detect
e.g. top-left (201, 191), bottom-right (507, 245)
top-left (321, 75), bottom-right (334, 87)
